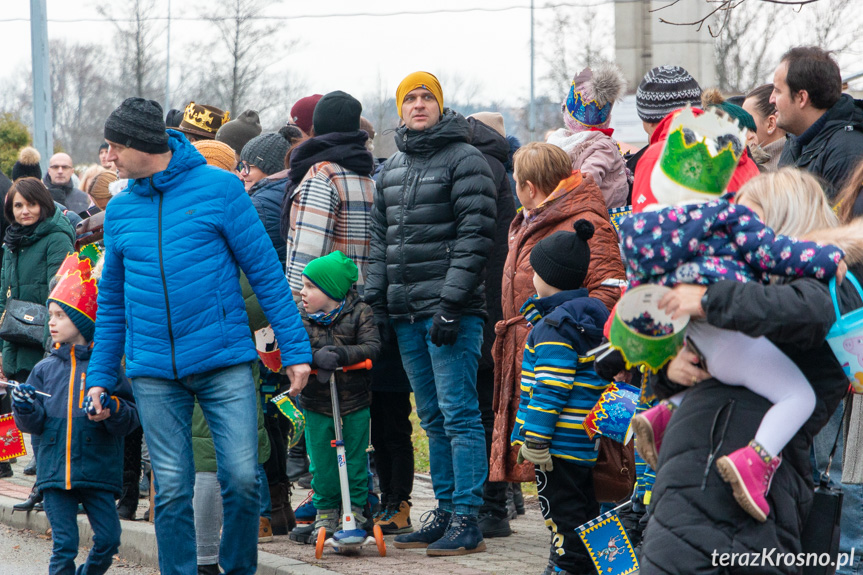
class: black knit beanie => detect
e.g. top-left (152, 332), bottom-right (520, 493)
top-left (530, 219), bottom-right (595, 291)
top-left (313, 90), bottom-right (362, 136)
top-left (104, 98), bottom-right (170, 154)
top-left (11, 147), bottom-right (42, 181)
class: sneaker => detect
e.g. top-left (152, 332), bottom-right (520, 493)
top-left (631, 400), bottom-right (676, 470)
top-left (288, 522), bottom-right (315, 544)
top-left (23, 457), bottom-right (37, 476)
top-left (313, 508), bottom-right (341, 536)
top-left (426, 513), bottom-right (487, 556)
top-left (393, 508), bottom-right (451, 549)
top-left (294, 490), bottom-right (316, 524)
top-left (477, 511), bottom-right (512, 538)
top-left (259, 517), bottom-right (274, 543)
top-left (377, 500), bottom-right (414, 535)
top-left (716, 441), bottom-right (781, 523)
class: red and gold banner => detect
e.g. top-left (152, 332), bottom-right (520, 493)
top-left (0, 413), bottom-right (26, 462)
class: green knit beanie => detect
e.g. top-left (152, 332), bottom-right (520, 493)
top-left (302, 250), bottom-right (358, 301)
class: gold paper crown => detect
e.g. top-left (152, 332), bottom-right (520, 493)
top-left (182, 102), bottom-right (230, 134)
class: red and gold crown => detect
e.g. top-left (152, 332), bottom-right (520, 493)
top-left (55, 252), bottom-right (94, 281)
top-left (48, 270), bottom-right (98, 323)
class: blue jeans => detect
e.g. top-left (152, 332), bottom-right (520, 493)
top-left (42, 488), bottom-right (120, 575)
top-left (133, 363), bottom-right (259, 575)
top-left (813, 404), bottom-right (863, 575)
top-left (393, 315), bottom-right (486, 516)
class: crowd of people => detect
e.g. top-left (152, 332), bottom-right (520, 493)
top-left (1, 43), bottom-right (863, 575)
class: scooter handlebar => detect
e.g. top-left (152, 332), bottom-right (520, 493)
top-left (309, 358), bottom-right (373, 375)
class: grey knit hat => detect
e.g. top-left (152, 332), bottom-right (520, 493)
top-left (104, 97), bottom-right (169, 154)
top-left (240, 132), bottom-right (291, 176)
top-left (216, 109), bottom-right (262, 153)
top-left (636, 66), bottom-right (703, 123)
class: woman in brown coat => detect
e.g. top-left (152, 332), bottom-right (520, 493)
top-left (490, 143), bottom-right (626, 483)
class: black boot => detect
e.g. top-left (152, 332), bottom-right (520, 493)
top-left (197, 564), bottom-right (221, 575)
top-left (0, 461), bottom-right (12, 479)
top-left (269, 481), bottom-right (296, 535)
top-left (23, 456), bottom-right (37, 476)
top-left (13, 488), bottom-right (42, 512)
top-left (117, 484), bottom-right (139, 521)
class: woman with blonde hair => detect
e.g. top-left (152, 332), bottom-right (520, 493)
top-left (835, 156), bottom-right (863, 223)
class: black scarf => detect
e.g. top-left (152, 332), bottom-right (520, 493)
top-left (4, 221), bottom-right (39, 251)
top-left (280, 131), bottom-right (374, 240)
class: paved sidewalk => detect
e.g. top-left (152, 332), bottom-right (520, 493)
top-left (1, 438), bottom-right (552, 574)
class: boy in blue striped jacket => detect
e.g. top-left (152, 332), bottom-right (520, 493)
top-left (511, 219), bottom-right (610, 575)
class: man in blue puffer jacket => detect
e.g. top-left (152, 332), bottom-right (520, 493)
top-left (86, 98), bottom-right (312, 575)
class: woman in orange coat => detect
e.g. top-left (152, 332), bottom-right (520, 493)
top-left (490, 143), bottom-right (626, 483)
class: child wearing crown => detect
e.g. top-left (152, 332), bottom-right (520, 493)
top-left (11, 253), bottom-right (140, 575)
top-left (618, 107), bottom-right (845, 523)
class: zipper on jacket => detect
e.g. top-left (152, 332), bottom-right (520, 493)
top-left (65, 346), bottom-right (76, 490)
top-left (155, 181), bottom-right (179, 379)
top-left (399, 157), bottom-right (413, 319)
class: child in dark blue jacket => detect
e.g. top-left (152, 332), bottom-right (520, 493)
top-left (510, 220), bottom-right (609, 575)
top-left (12, 260), bottom-right (139, 575)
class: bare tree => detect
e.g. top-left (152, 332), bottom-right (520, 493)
top-left (713, 2), bottom-right (787, 92)
top-left (190, 0), bottom-right (289, 115)
top-left (96, 0), bottom-right (165, 100)
top-left (796, 0), bottom-right (859, 54)
top-left (539, 3), bottom-right (607, 100)
top-left (653, 0), bottom-right (823, 35)
top-left (363, 71), bottom-right (400, 159)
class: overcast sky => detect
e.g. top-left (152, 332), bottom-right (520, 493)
top-left (0, 0), bottom-right (616, 108)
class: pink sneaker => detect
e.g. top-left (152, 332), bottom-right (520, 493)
top-left (716, 442), bottom-right (781, 523)
top-left (631, 400), bottom-right (675, 470)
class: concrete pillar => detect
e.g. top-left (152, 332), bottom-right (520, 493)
top-left (649, 0), bottom-right (716, 88)
top-left (614, 0), bottom-right (652, 93)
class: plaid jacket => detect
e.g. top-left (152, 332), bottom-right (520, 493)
top-left (286, 161), bottom-right (375, 299)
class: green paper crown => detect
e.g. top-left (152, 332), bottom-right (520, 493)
top-left (652, 107), bottom-right (746, 205)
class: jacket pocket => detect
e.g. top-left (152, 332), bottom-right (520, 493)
top-left (36, 418), bottom-right (63, 483)
top-left (214, 286), bottom-right (228, 347)
top-left (78, 422), bottom-right (122, 486)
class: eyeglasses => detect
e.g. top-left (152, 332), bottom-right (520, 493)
top-left (236, 161), bottom-right (252, 175)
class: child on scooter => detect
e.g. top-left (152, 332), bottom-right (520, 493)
top-left (294, 250), bottom-right (380, 542)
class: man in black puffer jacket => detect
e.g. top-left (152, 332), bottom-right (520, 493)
top-left (365, 71), bottom-right (496, 556)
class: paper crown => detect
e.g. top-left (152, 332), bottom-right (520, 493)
top-left (178, 102), bottom-right (230, 139)
top-left (49, 252), bottom-right (100, 322)
top-left (49, 270), bottom-right (98, 323)
top-left (650, 107), bottom-right (745, 205)
top-left (566, 90), bottom-right (612, 129)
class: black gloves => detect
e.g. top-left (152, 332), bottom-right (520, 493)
top-left (429, 302), bottom-right (462, 347)
top-left (373, 309), bottom-right (392, 347)
top-left (313, 346), bottom-right (340, 383)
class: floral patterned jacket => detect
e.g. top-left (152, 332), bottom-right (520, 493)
top-left (620, 196), bottom-right (844, 287)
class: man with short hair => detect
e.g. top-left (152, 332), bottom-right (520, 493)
top-left (44, 152), bottom-right (90, 213)
top-left (86, 97), bottom-right (312, 575)
top-left (366, 72), bottom-right (496, 556)
top-left (774, 46), bottom-right (863, 198)
top-left (98, 142), bottom-right (113, 170)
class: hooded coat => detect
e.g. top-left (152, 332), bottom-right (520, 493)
top-left (14, 343), bottom-right (139, 497)
top-left (640, 262), bottom-right (863, 574)
top-left (86, 131), bottom-right (312, 393)
top-left (547, 128), bottom-right (630, 210)
top-left (489, 172), bottom-right (625, 483)
top-left (778, 94), bottom-right (863, 200)
top-left (0, 207), bottom-right (75, 376)
top-left (467, 116), bottom-right (517, 372)
top-left (365, 109), bottom-right (496, 321)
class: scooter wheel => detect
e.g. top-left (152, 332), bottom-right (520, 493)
top-left (374, 524), bottom-right (386, 557)
top-left (315, 527), bottom-right (326, 559)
